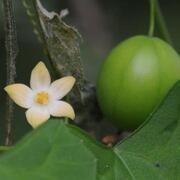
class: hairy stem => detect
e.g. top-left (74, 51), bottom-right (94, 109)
top-left (3, 0), bottom-right (18, 146)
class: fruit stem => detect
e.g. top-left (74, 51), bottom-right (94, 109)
top-left (148, 0), bottom-right (156, 37)
top-left (155, 0), bottom-right (173, 45)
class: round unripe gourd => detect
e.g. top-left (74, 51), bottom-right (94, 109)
top-left (97, 35), bottom-right (180, 130)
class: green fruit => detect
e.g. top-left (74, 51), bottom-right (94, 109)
top-left (97, 35), bottom-right (180, 130)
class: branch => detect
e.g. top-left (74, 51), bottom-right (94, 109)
top-left (3, 0), bottom-right (18, 146)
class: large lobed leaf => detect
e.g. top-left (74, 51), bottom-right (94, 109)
top-left (0, 82), bottom-right (180, 179)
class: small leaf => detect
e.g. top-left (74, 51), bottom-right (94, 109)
top-left (0, 82), bottom-right (180, 179)
top-left (36, 0), bottom-right (84, 89)
top-left (22, 0), bottom-right (84, 93)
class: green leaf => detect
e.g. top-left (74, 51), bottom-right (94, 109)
top-left (114, 81), bottom-right (180, 179)
top-left (0, 121), bottom-right (118, 180)
top-left (0, 82), bottom-right (180, 179)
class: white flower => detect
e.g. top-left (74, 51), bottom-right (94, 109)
top-left (4, 61), bottom-right (76, 128)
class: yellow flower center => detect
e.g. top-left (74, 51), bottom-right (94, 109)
top-left (35, 91), bottom-right (49, 105)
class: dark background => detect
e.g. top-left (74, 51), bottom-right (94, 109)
top-left (0, 0), bottom-right (180, 143)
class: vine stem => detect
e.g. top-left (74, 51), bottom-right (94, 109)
top-left (3, 0), bottom-right (18, 146)
top-left (148, 0), bottom-right (173, 45)
top-left (148, 0), bottom-right (156, 36)
top-left (155, 0), bottom-right (173, 45)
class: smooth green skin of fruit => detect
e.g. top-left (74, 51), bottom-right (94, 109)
top-left (97, 35), bottom-right (180, 130)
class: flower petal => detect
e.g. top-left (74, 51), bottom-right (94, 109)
top-left (49, 100), bottom-right (75, 120)
top-left (4, 84), bottom-right (33, 108)
top-left (30, 61), bottom-right (51, 90)
top-left (26, 107), bottom-right (50, 128)
top-left (49, 76), bottom-right (75, 100)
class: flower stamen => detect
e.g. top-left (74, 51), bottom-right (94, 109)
top-left (35, 91), bottom-right (49, 105)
